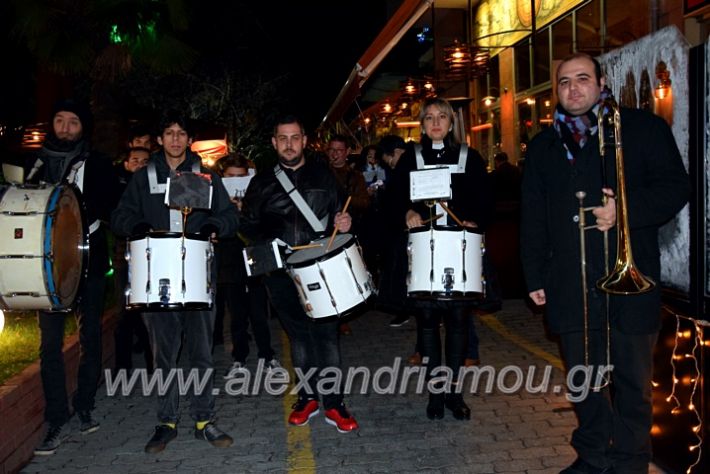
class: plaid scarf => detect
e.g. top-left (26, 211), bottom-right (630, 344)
top-left (553, 87), bottom-right (614, 162)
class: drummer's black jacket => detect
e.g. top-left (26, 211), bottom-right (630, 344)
top-left (29, 137), bottom-right (120, 227)
top-left (27, 136), bottom-right (121, 274)
top-left (389, 134), bottom-right (494, 232)
top-left (240, 159), bottom-right (344, 247)
top-left (110, 151), bottom-right (238, 238)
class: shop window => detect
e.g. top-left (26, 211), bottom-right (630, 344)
top-left (576, 0), bottom-right (602, 54)
top-left (533, 28), bottom-right (551, 86)
top-left (514, 40), bottom-right (531, 91)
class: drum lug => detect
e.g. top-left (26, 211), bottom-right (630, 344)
top-left (145, 246), bottom-right (151, 294)
top-left (406, 242), bottom-right (412, 285)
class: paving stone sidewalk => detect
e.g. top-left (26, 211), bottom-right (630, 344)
top-left (22, 300), bottom-right (665, 473)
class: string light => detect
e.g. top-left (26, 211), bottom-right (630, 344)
top-left (661, 305), bottom-right (707, 473)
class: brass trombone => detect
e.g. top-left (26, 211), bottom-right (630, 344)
top-left (576, 97), bottom-right (655, 374)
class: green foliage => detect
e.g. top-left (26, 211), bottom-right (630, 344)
top-left (0, 312), bottom-right (77, 385)
top-left (10, 0), bottom-right (196, 80)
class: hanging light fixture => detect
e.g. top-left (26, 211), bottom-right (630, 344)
top-left (403, 78), bottom-right (418, 96)
top-left (654, 61), bottom-right (672, 100)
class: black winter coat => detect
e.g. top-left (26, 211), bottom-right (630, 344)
top-left (391, 135), bottom-right (494, 232)
top-left (239, 159), bottom-right (344, 247)
top-left (521, 107), bottom-right (689, 334)
top-left (110, 151), bottom-right (238, 238)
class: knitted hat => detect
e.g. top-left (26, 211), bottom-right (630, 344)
top-left (51, 98), bottom-right (93, 138)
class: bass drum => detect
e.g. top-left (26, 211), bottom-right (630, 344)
top-left (0, 183), bottom-right (88, 311)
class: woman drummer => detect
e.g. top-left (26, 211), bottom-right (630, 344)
top-left (392, 97), bottom-right (493, 420)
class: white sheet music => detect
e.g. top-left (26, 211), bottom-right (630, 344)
top-left (222, 171), bottom-right (255, 198)
top-left (409, 167), bottom-right (452, 202)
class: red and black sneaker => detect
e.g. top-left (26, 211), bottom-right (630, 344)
top-left (324, 404), bottom-right (359, 433)
top-left (288, 399), bottom-right (319, 426)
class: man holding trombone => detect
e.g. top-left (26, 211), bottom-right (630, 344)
top-left (521, 52), bottom-right (689, 473)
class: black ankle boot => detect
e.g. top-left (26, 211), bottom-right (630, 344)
top-left (444, 393), bottom-right (471, 420)
top-left (426, 392), bottom-right (444, 420)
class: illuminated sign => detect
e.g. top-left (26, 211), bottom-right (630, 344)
top-left (473, 0), bottom-right (587, 55)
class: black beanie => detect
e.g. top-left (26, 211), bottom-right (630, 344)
top-left (51, 98), bottom-right (93, 138)
top-left (378, 135), bottom-right (406, 155)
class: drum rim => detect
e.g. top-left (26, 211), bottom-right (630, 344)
top-left (286, 234), bottom-right (356, 267)
top-left (128, 231), bottom-right (207, 241)
top-left (126, 301), bottom-right (212, 311)
top-left (407, 291), bottom-right (484, 300)
top-left (408, 225), bottom-right (483, 235)
top-left (44, 184), bottom-right (89, 310)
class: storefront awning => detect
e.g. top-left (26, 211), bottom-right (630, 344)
top-left (321, 0), bottom-right (434, 126)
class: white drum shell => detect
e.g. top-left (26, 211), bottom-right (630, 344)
top-left (407, 228), bottom-right (484, 297)
top-left (287, 235), bottom-right (372, 319)
top-left (127, 235), bottom-right (212, 308)
top-left (0, 185), bottom-right (86, 310)
top-left (0, 187), bottom-right (51, 308)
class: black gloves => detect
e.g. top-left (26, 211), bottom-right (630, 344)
top-left (200, 223), bottom-right (219, 238)
top-left (132, 222), bottom-right (152, 235)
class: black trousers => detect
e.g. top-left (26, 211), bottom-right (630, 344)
top-left (264, 272), bottom-right (342, 409)
top-left (417, 304), bottom-right (469, 391)
top-left (215, 278), bottom-right (275, 363)
top-left (39, 229), bottom-right (107, 426)
top-left (559, 328), bottom-right (657, 472)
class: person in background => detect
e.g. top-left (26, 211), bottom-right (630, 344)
top-left (326, 134), bottom-right (370, 336)
top-left (376, 135), bottom-right (412, 329)
top-left (215, 153), bottom-right (280, 378)
top-left (113, 146), bottom-right (152, 375)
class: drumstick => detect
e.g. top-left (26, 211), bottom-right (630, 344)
top-left (326, 195), bottom-right (352, 251)
top-left (404, 213), bottom-right (444, 231)
top-left (291, 243), bottom-right (324, 251)
top-left (438, 201), bottom-right (465, 227)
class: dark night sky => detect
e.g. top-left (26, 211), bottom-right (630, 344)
top-left (188, 0), bottom-right (393, 129)
top-left (0, 0), bottom-right (400, 133)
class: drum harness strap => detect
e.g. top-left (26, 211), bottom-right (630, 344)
top-left (413, 143), bottom-right (468, 226)
top-left (27, 151), bottom-right (102, 234)
top-left (273, 165), bottom-right (327, 233)
top-left (147, 160), bottom-right (201, 232)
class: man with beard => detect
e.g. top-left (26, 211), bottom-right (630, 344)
top-left (111, 111), bottom-right (238, 453)
top-left (30, 99), bottom-right (120, 455)
top-left (521, 53), bottom-right (689, 473)
top-left (240, 115), bottom-right (358, 433)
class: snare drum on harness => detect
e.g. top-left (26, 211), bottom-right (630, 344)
top-left (286, 233), bottom-right (372, 319)
top-left (126, 232), bottom-right (213, 310)
top-left (407, 225), bottom-right (484, 300)
top-left (0, 183), bottom-right (89, 311)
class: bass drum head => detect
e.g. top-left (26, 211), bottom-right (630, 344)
top-left (50, 186), bottom-right (88, 308)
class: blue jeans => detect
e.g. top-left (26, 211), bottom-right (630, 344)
top-left (142, 309), bottom-right (216, 423)
top-left (39, 229), bottom-right (107, 426)
top-left (264, 272), bottom-right (343, 409)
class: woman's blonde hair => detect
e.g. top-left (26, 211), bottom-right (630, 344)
top-left (418, 97), bottom-right (459, 144)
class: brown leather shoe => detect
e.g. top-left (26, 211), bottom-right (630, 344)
top-left (407, 352), bottom-right (422, 365)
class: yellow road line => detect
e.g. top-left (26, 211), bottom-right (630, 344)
top-left (478, 314), bottom-right (565, 371)
top-left (280, 331), bottom-right (316, 473)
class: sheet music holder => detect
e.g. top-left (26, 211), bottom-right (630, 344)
top-left (409, 167), bottom-right (452, 202)
top-left (165, 171), bottom-right (213, 210)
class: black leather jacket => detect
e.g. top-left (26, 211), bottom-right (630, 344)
top-left (240, 159), bottom-right (344, 247)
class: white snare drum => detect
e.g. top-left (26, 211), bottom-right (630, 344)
top-left (126, 232), bottom-right (213, 310)
top-left (286, 234), bottom-right (372, 319)
top-left (407, 226), bottom-right (484, 299)
top-left (0, 184), bottom-right (88, 311)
